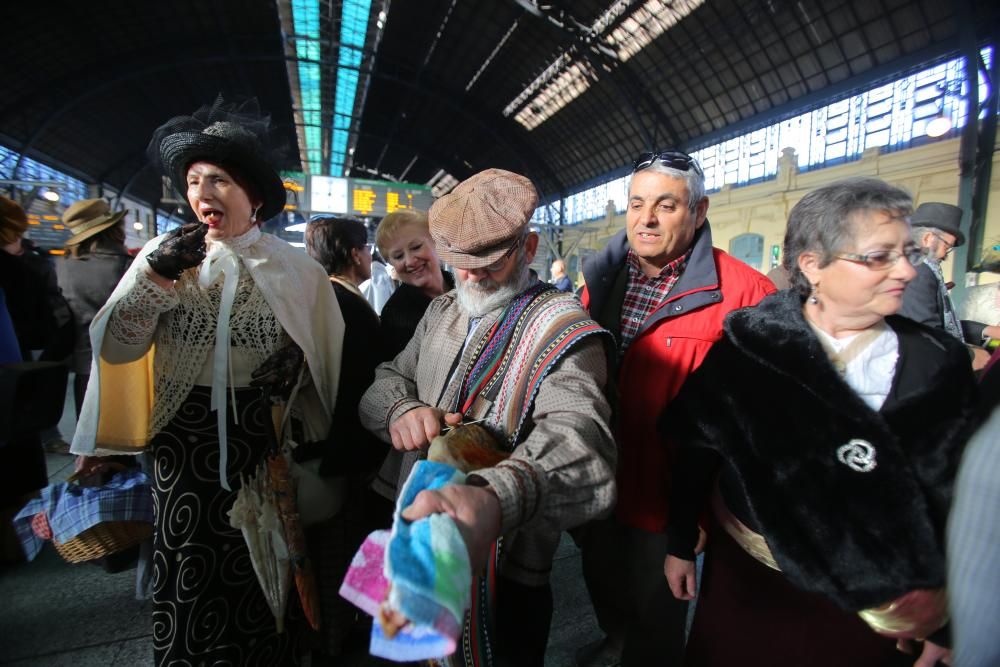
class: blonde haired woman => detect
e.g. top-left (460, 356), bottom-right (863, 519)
top-left (375, 209), bottom-right (453, 358)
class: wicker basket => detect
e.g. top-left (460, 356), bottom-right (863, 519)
top-left (53, 520), bottom-right (153, 564)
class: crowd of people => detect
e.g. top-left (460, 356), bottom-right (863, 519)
top-left (1, 97), bottom-right (998, 667)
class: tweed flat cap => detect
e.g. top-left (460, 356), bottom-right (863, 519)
top-left (912, 202), bottom-right (965, 247)
top-left (430, 168), bottom-right (538, 269)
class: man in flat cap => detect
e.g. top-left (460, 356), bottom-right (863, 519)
top-left (900, 202), bottom-right (999, 352)
top-left (360, 168), bottom-right (616, 666)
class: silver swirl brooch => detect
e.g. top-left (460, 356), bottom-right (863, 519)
top-left (836, 439), bottom-right (878, 473)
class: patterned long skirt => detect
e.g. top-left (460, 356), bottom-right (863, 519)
top-left (150, 386), bottom-right (299, 666)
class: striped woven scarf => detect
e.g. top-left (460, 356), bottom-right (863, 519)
top-left (457, 283), bottom-right (608, 448)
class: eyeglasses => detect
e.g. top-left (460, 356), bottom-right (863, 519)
top-left (931, 232), bottom-right (956, 256)
top-left (479, 236), bottom-right (522, 273)
top-left (632, 150), bottom-right (704, 176)
top-left (834, 246), bottom-right (927, 271)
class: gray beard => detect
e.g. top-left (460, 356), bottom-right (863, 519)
top-left (455, 261), bottom-right (533, 317)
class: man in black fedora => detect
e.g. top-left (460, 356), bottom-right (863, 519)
top-left (900, 202), bottom-right (999, 351)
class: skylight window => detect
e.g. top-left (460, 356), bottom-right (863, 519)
top-left (281, 0), bottom-right (382, 177)
top-left (427, 169), bottom-right (459, 197)
top-left (331, 0), bottom-right (372, 176)
top-left (289, 0), bottom-right (324, 174)
top-left (504, 0), bottom-right (704, 130)
top-left (512, 59), bottom-right (598, 130)
top-left (606, 0), bottom-right (704, 62)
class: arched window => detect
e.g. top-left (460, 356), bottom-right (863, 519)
top-left (730, 233), bottom-right (764, 270)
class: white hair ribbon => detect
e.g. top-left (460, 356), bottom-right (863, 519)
top-left (199, 245), bottom-right (241, 491)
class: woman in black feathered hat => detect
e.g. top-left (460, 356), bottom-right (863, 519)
top-left (71, 97), bottom-right (345, 665)
top-left (662, 177), bottom-right (975, 667)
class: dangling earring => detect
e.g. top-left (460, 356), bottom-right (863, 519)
top-left (250, 206), bottom-right (260, 224)
top-left (809, 283), bottom-right (820, 305)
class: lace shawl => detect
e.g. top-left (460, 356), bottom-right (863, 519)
top-left (106, 264), bottom-right (286, 437)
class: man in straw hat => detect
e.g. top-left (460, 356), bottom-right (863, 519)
top-left (360, 168), bottom-right (616, 666)
top-left (900, 202), bottom-right (1000, 356)
top-left (55, 198), bottom-right (132, 415)
top-left (61, 198), bottom-right (128, 250)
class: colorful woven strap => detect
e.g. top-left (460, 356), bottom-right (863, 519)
top-left (457, 284), bottom-right (609, 447)
top-left (458, 283), bottom-right (550, 415)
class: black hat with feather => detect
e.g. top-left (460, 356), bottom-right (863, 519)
top-left (148, 96), bottom-right (287, 222)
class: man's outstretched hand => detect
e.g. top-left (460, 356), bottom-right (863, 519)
top-left (401, 483), bottom-right (502, 574)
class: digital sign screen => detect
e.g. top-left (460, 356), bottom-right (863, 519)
top-left (308, 177), bottom-right (433, 217)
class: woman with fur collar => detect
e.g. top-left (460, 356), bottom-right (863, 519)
top-left (663, 177), bottom-right (975, 667)
top-left (71, 97), bottom-right (344, 665)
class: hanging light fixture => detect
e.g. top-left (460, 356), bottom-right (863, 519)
top-left (41, 189), bottom-right (60, 202)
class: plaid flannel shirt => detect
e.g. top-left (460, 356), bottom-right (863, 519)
top-left (618, 248), bottom-right (691, 356)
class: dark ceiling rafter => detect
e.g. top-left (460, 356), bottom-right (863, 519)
top-left (514, 1), bottom-right (682, 149)
top-left (7, 52), bottom-right (286, 189)
top-left (370, 65), bottom-right (568, 194)
top-left (698, 1), bottom-right (769, 118)
top-left (0, 36), bottom-right (294, 127)
top-left (371, 0), bottom-right (460, 174)
top-left (354, 130), bottom-right (474, 186)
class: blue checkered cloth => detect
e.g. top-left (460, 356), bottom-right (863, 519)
top-left (14, 470), bottom-right (153, 560)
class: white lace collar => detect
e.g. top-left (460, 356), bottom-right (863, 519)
top-left (207, 224), bottom-right (262, 254)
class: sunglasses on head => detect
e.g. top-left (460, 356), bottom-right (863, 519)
top-left (632, 150), bottom-right (703, 176)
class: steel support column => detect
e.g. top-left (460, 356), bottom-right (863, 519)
top-left (950, 0), bottom-right (982, 305)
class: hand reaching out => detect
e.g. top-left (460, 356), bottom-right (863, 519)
top-left (401, 483), bottom-right (502, 574)
top-left (146, 222), bottom-right (209, 280)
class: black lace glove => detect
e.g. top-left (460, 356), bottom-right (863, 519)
top-left (251, 342), bottom-right (305, 400)
top-left (146, 223), bottom-right (209, 280)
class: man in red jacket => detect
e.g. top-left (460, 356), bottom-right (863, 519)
top-left (576, 151), bottom-right (775, 667)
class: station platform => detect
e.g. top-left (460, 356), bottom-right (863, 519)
top-left (0, 384), bottom-right (608, 666)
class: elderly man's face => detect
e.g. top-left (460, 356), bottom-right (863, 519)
top-left (454, 232), bottom-right (539, 316)
top-left (626, 170), bottom-right (708, 276)
top-left (921, 229), bottom-right (957, 262)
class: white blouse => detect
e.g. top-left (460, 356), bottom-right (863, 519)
top-left (813, 324), bottom-right (899, 411)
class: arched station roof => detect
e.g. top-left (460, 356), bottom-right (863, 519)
top-left (2, 0), bottom-right (997, 209)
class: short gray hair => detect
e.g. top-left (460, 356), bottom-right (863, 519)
top-left (910, 225), bottom-right (937, 245)
top-left (629, 158), bottom-right (706, 213)
top-left (783, 177), bottom-right (914, 298)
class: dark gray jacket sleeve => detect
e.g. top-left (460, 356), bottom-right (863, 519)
top-left (899, 264), bottom-right (943, 330)
top-left (961, 319), bottom-right (987, 345)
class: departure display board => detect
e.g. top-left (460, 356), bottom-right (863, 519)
top-left (24, 213), bottom-right (71, 249)
top-left (309, 176), bottom-right (433, 216)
